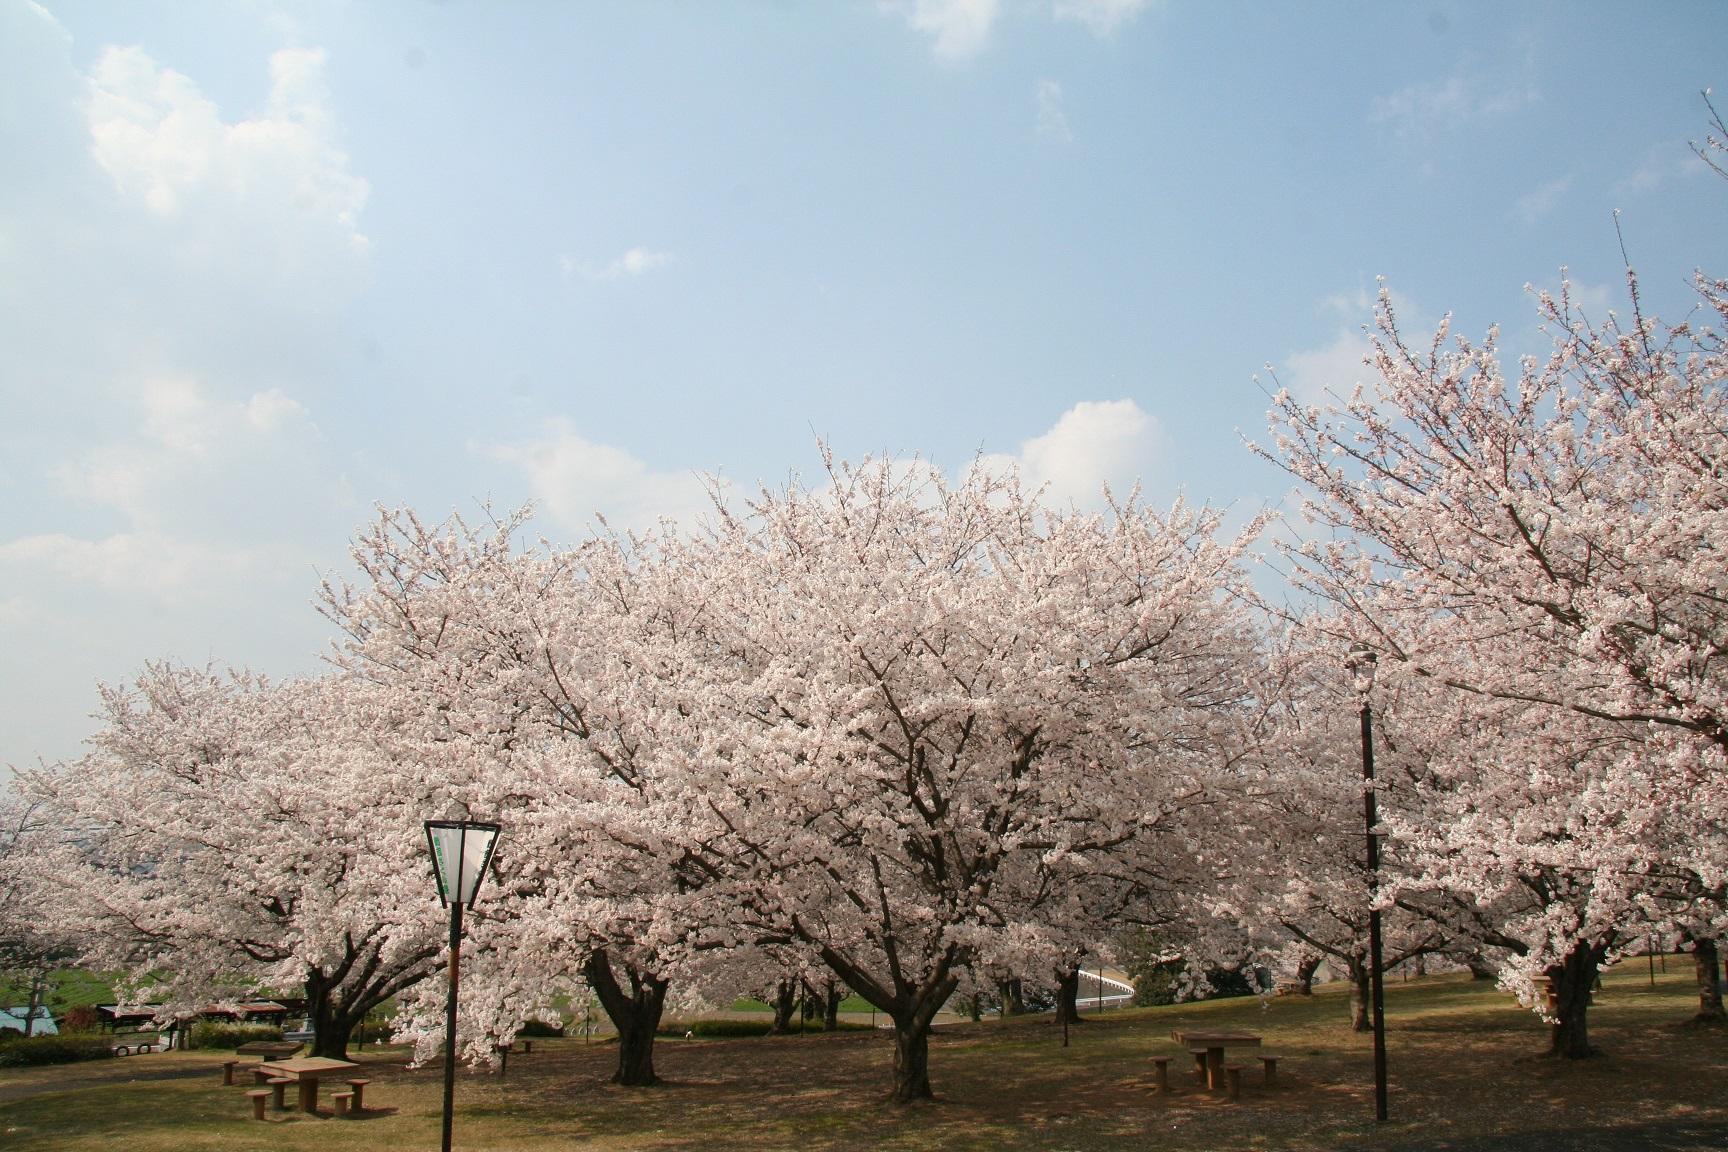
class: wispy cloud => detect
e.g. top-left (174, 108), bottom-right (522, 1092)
top-left (1516, 174), bottom-right (1572, 223)
top-left (882, 0), bottom-right (1000, 61)
top-left (1370, 71), bottom-right (1538, 152)
top-left (1035, 79), bottom-right (1072, 142)
top-left (1052, 0), bottom-right (1154, 37)
top-left (1613, 142), bottom-right (1708, 197)
top-left (561, 246), bottom-right (675, 282)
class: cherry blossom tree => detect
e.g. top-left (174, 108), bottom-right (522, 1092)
top-left (664, 454), bottom-right (1265, 1102)
top-left (322, 509), bottom-right (732, 1086)
top-left (1258, 273), bottom-right (1728, 1054)
top-left (26, 665), bottom-right (449, 1059)
top-left (1226, 636), bottom-right (1457, 1031)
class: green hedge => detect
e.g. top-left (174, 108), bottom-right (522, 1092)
top-left (0, 1034), bottom-right (115, 1067)
top-left (517, 1019), bottom-right (565, 1038)
top-left (188, 1021), bottom-right (284, 1050)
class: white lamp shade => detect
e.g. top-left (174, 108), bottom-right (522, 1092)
top-left (425, 820), bottom-right (501, 907)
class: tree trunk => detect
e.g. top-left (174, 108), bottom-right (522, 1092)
top-left (23, 969), bottom-right (46, 1037)
top-left (1466, 953), bottom-right (1497, 980)
top-left (1053, 965), bottom-right (1083, 1027)
top-left (891, 1015), bottom-right (934, 1103)
top-left (584, 950), bottom-right (668, 1086)
top-left (1546, 940), bottom-right (1603, 1059)
top-left (768, 979), bottom-right (797, 1034)
top-left (1295, 955), bottom-right (1321, 995)
top-left (822, 980), bottom-right (842, 1032)
top-left (1694, 938), bottom-right (1725, 1024)
top-left (309, 993), bottom-right (358, 1059)
top-left (998, 978), bottom-right (1025, 1017)
top-left (1346, 954), bottom-right (1370, 1033)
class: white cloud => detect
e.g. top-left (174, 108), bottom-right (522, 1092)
top-left (1369, 72), bottom-right (1538, 152)
top-left (562, 246), bottom-right (675, 282)
top-left (1279, 331), bottom-right (1377, 406)
top-left (1516, 174), bottom-right (1571, 223)
top-left (0, 533), bottom-right (287, 603)
top-left (0, 9), bottom-right (373, 768)
top-left (87, 44), bottom-right (368, 250)
top-left (884, 0), bottom-right (999, 61)
top-left (1613, 142), bottom-right (1708, 197)
top-left (1052, 0), bottom-right (1153, 37)
top-left (484, 419), bottom-right (718, 536)
top-left (1035, 79), bottom-right (1072, 142)
top-left (979, 399), bottom-right (1161, 509)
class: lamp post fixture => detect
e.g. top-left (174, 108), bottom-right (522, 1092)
top-left (425, 819), bottom-right (501, 1152)
top-left (1345, 643), bottom-right (1389, 1122)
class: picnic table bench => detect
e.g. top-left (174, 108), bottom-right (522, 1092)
top-left (255, 1056), bottom-right (360, 1115)
top-left (1172, 1030), bottom-right (1262, 1092)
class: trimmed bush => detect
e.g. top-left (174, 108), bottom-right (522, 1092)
top-left (0, 1034), bottom-right (114, 1067)
top-left (517, 1019), bottom-right (565, 1038)
top-left (188, 1021), bottom-right (283, 1050)
top-left (61, 1005), bottom-right (102, 1033)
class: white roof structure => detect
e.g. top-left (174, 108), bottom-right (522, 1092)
top-left (0, 1006), bottom-right (58, 1034)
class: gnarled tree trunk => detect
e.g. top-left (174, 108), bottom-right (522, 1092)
top-left (1294, 954), bottom-right (1321, 995)
top-left (1694, 937), bottom-right (1724, 1024)
top-left (303, 941), bottom-right (437, 1060)
top-left (1545, 940), bottom-right (1603, 1059)
top-left (1346, 953), bottom-right (1370, 1033)
top-left (821, 980), bottom-right (842, 1032)
top-left (585, 950), bottom-right (668, 1086)
top-left (768, 979), bottom-right (798, 1034)
top-left (817, 944), bottom-right (958, 1104)
top-left (1053, 965), bottom-right (1083, 1027)
top-left (998, 978), bottom-right (1025, 1017)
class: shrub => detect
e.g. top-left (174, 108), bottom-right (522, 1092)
top-left (61, 1005), bottom-right (102, 1033)
top-left (517, 1018), bottom-right (565, 1038)
top-left (0, 1034), bottom-right (114, 1067)
top-left (188, 1021), bottom-right (283, 1050)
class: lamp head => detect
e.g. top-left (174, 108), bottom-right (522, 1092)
top-left (1345, 642), bottom-right (1378, 694)
top-left (425, 819), bottom-right (502, 907)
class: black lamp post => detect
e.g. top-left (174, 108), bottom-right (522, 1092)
top-left (425, 819), bottom-right (501, 1152)
top-left (1345, 643), bottom-right (1389, 1122)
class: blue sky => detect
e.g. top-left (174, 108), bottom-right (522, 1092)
top-left (3, 0), bottom-right (1725, 770)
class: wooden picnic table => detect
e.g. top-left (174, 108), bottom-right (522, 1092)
top-left (1171, 1030), bottom-right (1262, 1090)
top-left (256, 1056), bottom-right (359, 1114)
top-left (236, 1040), bottom-right (303, 1059)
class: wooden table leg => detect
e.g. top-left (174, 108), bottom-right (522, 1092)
top-left (1206, 1046), bottom-right (1225, 1091)
top-left (299, 1077), bottom-right (318, 1114)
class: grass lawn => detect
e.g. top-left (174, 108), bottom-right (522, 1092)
top-left (3, 959), bottom-right (1725, 1150)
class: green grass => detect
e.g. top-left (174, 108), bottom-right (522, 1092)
top-left (728, 995), bottom-right (876, 1014)
top-left (0, 970), bottom-right (118, 1015)
top-left (3, 958), bottom-right (1724, 1150)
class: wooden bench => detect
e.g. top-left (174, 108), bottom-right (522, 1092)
top-left (245, 1088), bottom-right (272, 1121)
top-left (1150, 1055), bottom-right (1172, 1093)
top-left (346, 1078), bottom-right (372, 1112)
top-left (1257, 1054), bottom-right (1280, 1087)
top-left (332, 1091), bottom-right (354, 1117)
top-left (267, 1077), bottom-right (293, 1111)
top-left (1224, 1063), bottom-right (1245, 1101)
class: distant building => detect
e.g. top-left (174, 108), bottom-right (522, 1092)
top-left (0, 1006), bottom-right (58, 1035)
